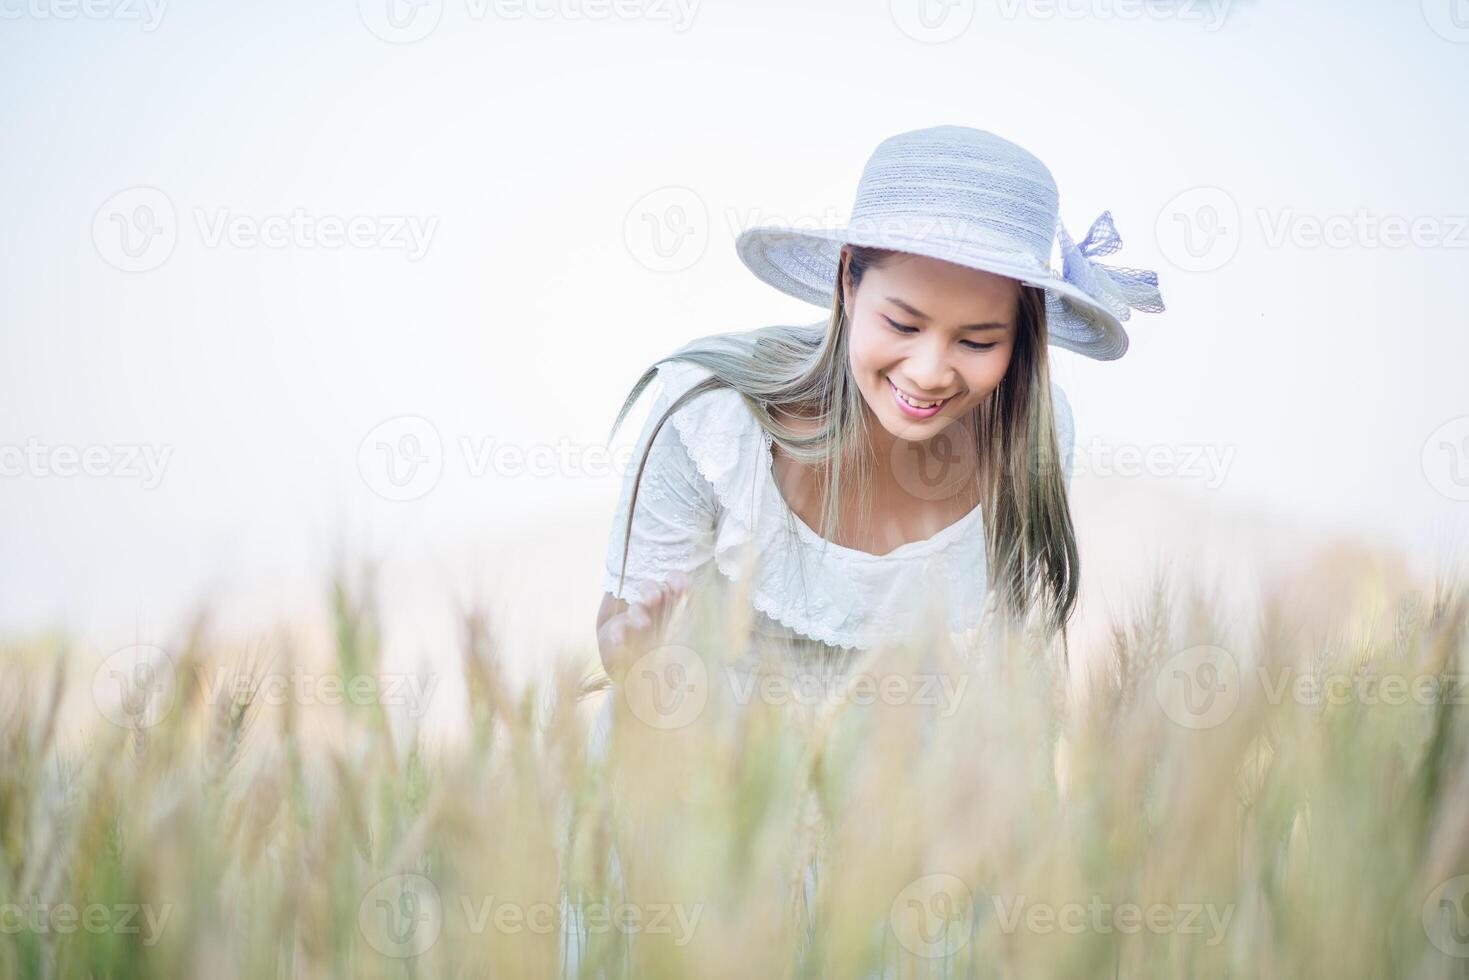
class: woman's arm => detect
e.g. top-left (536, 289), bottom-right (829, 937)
top-left (596, 365), bottom-right (719, 678)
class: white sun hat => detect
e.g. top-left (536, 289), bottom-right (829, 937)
top-left (734, 125), bottom-right (1165, 361)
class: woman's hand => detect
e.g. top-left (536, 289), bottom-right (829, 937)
top-left (596, 571), bottom-right (690, 682)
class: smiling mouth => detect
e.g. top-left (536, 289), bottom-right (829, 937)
top-left (887, 377), bottom-right (953, 411)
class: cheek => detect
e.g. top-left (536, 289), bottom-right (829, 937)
top-left (847, 316), bottom-right (894, 375)
top-left (958, 349), bottom-right (1014, 401)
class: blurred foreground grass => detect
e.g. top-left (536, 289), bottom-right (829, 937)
top-left (3, 546), bottom-right (1469, 979)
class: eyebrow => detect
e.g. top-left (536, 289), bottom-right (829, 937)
top-left (885, 296), bottom-right (1008, 331)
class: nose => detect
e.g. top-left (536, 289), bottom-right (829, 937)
top-left (904, 337), bottom-right (957, 395)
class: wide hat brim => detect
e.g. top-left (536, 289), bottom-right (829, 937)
top-left (735, 224), bottom-right (1130, 361)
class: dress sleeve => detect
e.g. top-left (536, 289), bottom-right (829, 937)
top-left (601, 376), bottom-right (720, 607)
top-left (1051, 381), bottom-right (1075, 490)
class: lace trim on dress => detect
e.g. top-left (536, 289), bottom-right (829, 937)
top-left (653, 358), bottom-right (1009, 652)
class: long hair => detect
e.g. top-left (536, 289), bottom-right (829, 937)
top-left (609, 245), bottom-right (1079, 655)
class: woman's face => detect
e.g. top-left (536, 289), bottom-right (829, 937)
top-left (842, 247), bottom-right (1020, 444)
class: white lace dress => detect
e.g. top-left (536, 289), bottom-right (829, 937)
top-left (570, 358), bottom-right (1075, 978)
top-left (600, 357), bottom-right (1073, 652)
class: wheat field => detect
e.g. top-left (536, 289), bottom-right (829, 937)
top-left (3, 542), bottom-right (1469, 979)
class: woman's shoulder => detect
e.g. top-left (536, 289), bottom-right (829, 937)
top-left (644, 359), bottom-right (762, 510)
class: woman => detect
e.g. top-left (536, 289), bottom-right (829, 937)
top-left (573, 124), bottom-right (1165, 977)
top-left (596, 124), bottom-right (1164, 678)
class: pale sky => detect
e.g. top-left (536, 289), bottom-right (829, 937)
top-left (3, 0), bottom-right (1467, 699)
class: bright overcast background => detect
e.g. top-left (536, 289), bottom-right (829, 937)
top-left (3, 0), bottom-right (1467, 718)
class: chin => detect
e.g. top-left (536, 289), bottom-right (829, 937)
top-left (876, 401), bottom-right (961, 441)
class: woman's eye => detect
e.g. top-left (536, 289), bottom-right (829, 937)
top-left (886, 317), bottom-right (997, 352)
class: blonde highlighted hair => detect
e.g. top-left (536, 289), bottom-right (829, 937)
top-left (610, 246), bottom-right (1079, 659)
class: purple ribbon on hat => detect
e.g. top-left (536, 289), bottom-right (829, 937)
top-left (1057, 211), bottom-right (1166, 320)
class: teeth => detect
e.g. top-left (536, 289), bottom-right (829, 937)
top-left (893, 382), bottom-right (941, 409)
